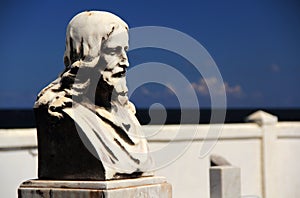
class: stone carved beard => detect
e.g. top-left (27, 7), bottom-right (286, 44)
top-left (94, 68), bottom-right (128, 110)
top-left (96, 29), bottom-right (130, 109)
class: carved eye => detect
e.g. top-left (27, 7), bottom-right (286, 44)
top-left (109, 49), bottom-right (117, 55)
top-left (104, 46), bottom-right (122, 55)
top-left (114, 46), bottom-right (122, 54)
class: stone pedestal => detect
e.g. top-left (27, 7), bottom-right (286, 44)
top-left (210, 166), bottom-right (241, 198)
top-left (18, 176), bottom-right (172, 198)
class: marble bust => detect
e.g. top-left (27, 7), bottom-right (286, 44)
top-left (34, 11), bottom-right (153, 180)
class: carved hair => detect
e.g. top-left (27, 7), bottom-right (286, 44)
top-left (35, 11), bottom-right (129, 116)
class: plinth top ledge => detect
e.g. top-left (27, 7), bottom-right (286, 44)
top-left (20, 176), bottom-right (166, 190)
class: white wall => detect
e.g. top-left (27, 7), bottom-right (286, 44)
top-left (145, 124), bottom-right (264, 198)
top-left (1, 120), bottom-right (300, 198)
top-left (0, 129), bottom-right (37, 198)
top-left (275, 123), bottom-right (300, 198)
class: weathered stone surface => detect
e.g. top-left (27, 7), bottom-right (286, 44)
top-left (210, 166), bottom-right (241, 198)
top-left (34, 11), bottom-right (153, 180)
top-left (35, 107), bottom-right (106, 180)
top-left (18, 176), bottom-right (172, 198)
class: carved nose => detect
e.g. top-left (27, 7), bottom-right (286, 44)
top-left (120, 52), bottom-right (129, 67)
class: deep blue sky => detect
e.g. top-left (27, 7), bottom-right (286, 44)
top-left (0, 0), bottom-right (299, 109)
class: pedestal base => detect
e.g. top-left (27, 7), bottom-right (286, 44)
top-left (210, 166), bottom-right (241, 198)
top-left (18, 176), bottom-right (172, 198)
